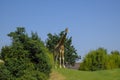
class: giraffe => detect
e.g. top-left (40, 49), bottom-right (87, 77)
top-left (54, 28), bottom-right (68, 68)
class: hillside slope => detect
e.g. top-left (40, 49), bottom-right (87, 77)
top-left (49, 68), bottom-right (120, 80)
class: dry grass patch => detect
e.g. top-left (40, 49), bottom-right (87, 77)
top-left (49, 70), bottom-right (65, 80)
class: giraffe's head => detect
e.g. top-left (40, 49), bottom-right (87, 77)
top-left (65, 28), bottom-right (68, 33)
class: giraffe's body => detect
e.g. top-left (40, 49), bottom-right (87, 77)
top-left (54, 28), bottom-right (68, 68)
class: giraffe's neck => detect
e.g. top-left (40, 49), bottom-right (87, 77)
top-left (57, 32), bottom-right (67, 47)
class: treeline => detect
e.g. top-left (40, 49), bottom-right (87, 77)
top-left (79, 48), bottom-right (120, 71)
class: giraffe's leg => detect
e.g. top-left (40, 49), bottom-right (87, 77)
top-left (59, 57), bottom-right (62, 68)
top-left (62, 56), bottom-right (65, 68)
top-left (62, 50), bottom-right (65, 68)
top-left (59, 51), bottom-right (62, 68)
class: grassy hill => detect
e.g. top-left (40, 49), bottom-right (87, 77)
top-left (49, 68), bottom-right (120, 80)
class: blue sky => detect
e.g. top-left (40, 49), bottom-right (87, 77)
top-left (0, 0), bottom-right (120, 58)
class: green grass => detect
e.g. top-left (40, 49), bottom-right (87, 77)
top-left (50, 68), bottom-right (120, 80)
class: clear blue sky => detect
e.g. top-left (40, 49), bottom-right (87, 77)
top-left (0, 0), bottom-right (120, 58)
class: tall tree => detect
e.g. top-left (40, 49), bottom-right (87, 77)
top-left (46, 31), bottom-right (79, 66)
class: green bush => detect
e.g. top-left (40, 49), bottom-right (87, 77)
top-left (0, 27), bottom-right (52, 80)
top-left (79, 48), bottom-right (120, 71)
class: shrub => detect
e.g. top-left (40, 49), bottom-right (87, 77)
top-left (79, 48), bottom-right (120, 71)
top-left (0, 27), bottom-right (52, 80)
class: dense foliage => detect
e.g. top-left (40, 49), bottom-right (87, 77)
top-left (46, 31), bottom-right (79, 66)
top-left (79, 48), bottom-right (120, 71)
top-left (0, 27), bottom-right (52, 80)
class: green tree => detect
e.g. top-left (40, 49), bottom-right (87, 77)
top-left (79, 48), bottom-right (120, 71)
top-left (46, 31), bottom-right (79, 66)
top-left (79, 48), bottom-right (107, 71)
top-left (110, 51), bottom-right (120, 68)
top-left (0, 27), bottom-right (52, 80)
